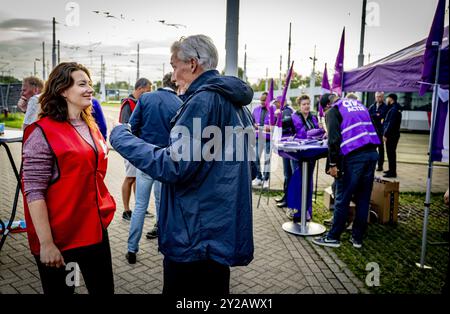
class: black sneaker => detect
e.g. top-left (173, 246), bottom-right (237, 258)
top-left (383, 173), bottom-right (397, 178)
top-left (126, 252), bottom-right (136, 264)
top-left (349, 237), bottom-right (362, 249)
top-left (376, 167), bottom-right (383, 172)
top-left (146, 226), bottom-right (158, 239)
top-left (122, 210), bottom-right (132, 221)
top-left (312, 235), bottom-right (341, 248)
top-left (275, 195), bottom-right (285, 203)
top-left (145, 211), bottom-right (155, 218)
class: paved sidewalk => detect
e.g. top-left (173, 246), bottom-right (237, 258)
top-left (0, 130), bottom-right (448, 294)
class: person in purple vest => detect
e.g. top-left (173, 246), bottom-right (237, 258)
top-left (252, 92), bottom-right (276, 189)
top-left (277, 95), bottom-right (321, 210)
top-left (273, 96), bottom-right (295, 207)
top-left (313, 93), bottom-right (380, 249)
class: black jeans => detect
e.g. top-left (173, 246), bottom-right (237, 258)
top-left (163, 258), bottom-right (230, 295)
top-left (34, 231), bottom-right (114, 295)
top-left (386, 136), bottom-right (400, 175)
top-left (376, 142), bottom-right (385, 169)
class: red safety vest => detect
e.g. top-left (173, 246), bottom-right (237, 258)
top-left (118, 98), bottom-right (137, 123)
top-left (22, 117), bottom-right (116, 255)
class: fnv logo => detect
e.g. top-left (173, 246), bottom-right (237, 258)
top-left (342, 99), bottom-right (366, 112)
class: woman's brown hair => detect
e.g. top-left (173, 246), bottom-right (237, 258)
top-left (39, 62), bottom-right (97, 130)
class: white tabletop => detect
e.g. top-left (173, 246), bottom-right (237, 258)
top-left (0, 130), bottom-right (23, 143)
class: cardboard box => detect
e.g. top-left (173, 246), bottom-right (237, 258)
top-left (324, 186), bottom-right (334, 210)
top-left (370, 177), bottom-right (400, 224)
top-left (323, 186), bottom-right (360, 222)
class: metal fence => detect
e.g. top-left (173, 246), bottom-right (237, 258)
top-left (0, 83), bottom-right (21, 113)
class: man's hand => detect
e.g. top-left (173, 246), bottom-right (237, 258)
top-left (17, 96), bottom-right (28, 113)
top-left (444, 189), bottom-right (449, 206)
top-left (327, 166), bottom-right (339, 178)
top-left (383, 136), bottom-right (387, 143)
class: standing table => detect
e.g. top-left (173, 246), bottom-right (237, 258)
top-left (0, 130), bottom-right (23, 251)
top-left (276, 140), bottom-right (328, 236)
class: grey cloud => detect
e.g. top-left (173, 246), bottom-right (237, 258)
top-left (0, 18), bottom-right (51, 32)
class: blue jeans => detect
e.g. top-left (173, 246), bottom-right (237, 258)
top-left (128, 169), bottom-right (161, 253)
top-left (255, 139), bottom-right (271, 180)
top-left (327, 149), bottom-right (378, 242)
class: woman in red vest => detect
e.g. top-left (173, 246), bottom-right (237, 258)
top-left (21, 62), bottom-right (116, 294)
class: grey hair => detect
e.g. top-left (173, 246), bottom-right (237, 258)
top-left (171, 35), bottom-right (218, 70)
top-left (135, 78), bottom-right (151, 90)
top-left (375, 91), bottom-right (384, 97)
top-left (162, 72), bottom-right (177, 90)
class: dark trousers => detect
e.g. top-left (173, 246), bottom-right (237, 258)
top-left (376, 142), bottom-right (385, 170)
top-left (386, 136), bottom-right (400, 175)
top-left (255, 139), bottom-right (271, 181)
top-left (282, 157), bottom-right (293, 196)
top-left (328, 149), bottom-right (378, 242)
top-left (34, 231), bottom-right (114, 295)
top-left (163, 258), bottom-right (230, 295)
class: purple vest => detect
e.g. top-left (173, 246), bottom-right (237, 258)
top-left (253, 104), bottom-right (276, 140)
top-left (291, 113), bottom-right (319, 139)
top-left (336, 99), bottom-right (381, 155)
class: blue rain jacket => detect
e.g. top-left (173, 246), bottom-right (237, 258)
top-left (111, 70), bottom-right (255, 266)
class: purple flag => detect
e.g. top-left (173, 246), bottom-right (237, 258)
top-left (318, 102), bottom-right (324, 118)
top-left (431, 88), bottom-right (449, 162)
top-left (419, 0), bottom-right (446, 96)
top-left (321, 63), bottom-right (331, 94)
top-left (332, 28), bottom-right (345, 96)
top-left (277, 61), bottom-right (294, 127)
top-left (266, 79), bottom-right (276, 125)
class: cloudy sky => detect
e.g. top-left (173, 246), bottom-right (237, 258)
top-left (0, 0), bottom-right (448, 84)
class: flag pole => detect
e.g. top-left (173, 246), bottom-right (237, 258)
top-left (416, 45), bottom-right (441, 270)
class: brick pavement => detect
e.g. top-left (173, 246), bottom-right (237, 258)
top-left (1, 142), bottom-right (368, 294)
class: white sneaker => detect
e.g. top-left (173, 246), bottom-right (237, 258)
top-left (262, 180), bottom-right (269, 189)
top-left (252, 178), bottom-right (263, 187)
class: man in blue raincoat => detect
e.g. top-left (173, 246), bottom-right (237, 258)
top-left (110, 35), bottom-right (254, 295)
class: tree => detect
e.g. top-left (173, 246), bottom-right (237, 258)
top-left (0, 76), bottom-right (21, 84)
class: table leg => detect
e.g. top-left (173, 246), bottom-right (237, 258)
top-left (0, 143), bottom-right (21, 251)
top-left (282, 159), bottom-right (327, 236)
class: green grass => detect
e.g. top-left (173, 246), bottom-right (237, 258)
top-left (308, 191), bottom-right (449, 294)
top-left (101, 101), bottom-right (121, 108)
top-left (0, 112), bottom-right (24, 129)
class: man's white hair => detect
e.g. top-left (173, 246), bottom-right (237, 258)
top-left (375, 91), bottom-right (385, 97)
top-left (171, 35), bottom-right (218, 71)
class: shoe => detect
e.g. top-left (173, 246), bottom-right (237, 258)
top-left (145, 211), bottom-right (155, 218)
top-left (126, 252), bottom-right (136, 264)
top-left (262, 180), bottom-right (269, 189)
top-left (383, 173), bottom-right (397, 178)
top-left (277, 201), bottom-right (287, 208)
top-left (252, 178), bottom-right (263, 187)
top-left (275, 195), bottom-right (285, 203)
top-left (323, 217), bottom-right (333, 226)
top-left (349, 237), bottom-right (362, 249)
top-left (122, 210), bottom-right (132, 221)
top-left (312, 235), bottom-right (341, 248)
top-left (376, 167), bottom-right (383, 172)
top-left (383, 170), bottom-right (390, 174)
top-left (146, 226), bottom-right (158, 239)
top-left (285, 208), bottom-right (298, 220)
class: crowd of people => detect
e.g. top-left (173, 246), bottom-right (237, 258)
top-left (16, 34), bottom-right (411, 295)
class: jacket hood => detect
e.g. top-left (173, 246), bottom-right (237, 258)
top-left (198, 74), bottom-right (254, 107)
